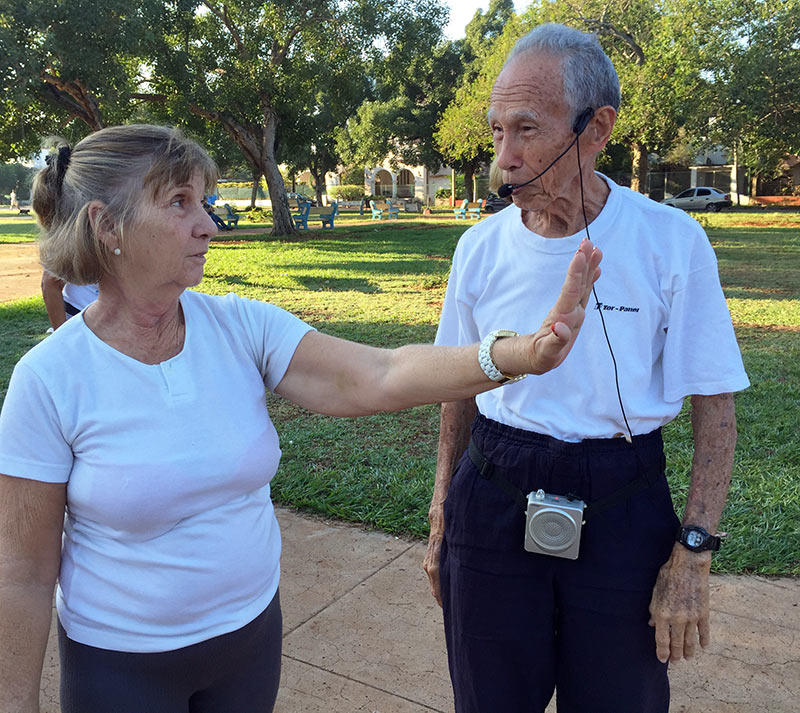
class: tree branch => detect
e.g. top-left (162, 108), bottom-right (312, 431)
top-left (566, 3), bottom-right (646, 65)
top-left (40, 73), bottom-right (105, 130)
top-left (203, 0), bottom-right (250, 62)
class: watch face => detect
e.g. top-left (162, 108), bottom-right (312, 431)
top-left (687, 530), bottom-right (705, 548)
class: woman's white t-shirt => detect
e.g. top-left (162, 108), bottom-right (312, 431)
top-left (0, 290), bottom-right (314, 652)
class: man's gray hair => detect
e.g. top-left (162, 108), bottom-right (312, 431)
top-left (507, 23), bottom-right (621, 124)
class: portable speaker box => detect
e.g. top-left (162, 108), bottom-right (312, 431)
top-left (524, 489), bottom-right (585, 560)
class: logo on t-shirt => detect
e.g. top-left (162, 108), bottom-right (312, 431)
top-left (594, 302), bottom-right (640, 313)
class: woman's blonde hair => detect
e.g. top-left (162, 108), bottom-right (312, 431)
top-left (489, 158), bottom-right (503, 193)
top-left (34, 124), bottom-right (218, 284)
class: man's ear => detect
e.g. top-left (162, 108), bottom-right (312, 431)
top-left (584, 105), bottom-right (617, 153)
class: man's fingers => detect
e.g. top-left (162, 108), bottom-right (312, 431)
top-left (698, 616), bottom-right (711, 648)
top-left (422, 542), bottom-right (443, 608)
top-left (683, 626), bottom-right (698, 659)
top-left (669, 622), bottom-right (686, 662)
top-left (653, 617), bottom-right (671, 664)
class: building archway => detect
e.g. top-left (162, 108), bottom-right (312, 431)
top-left (397, 169), bottom-right (415, 198)
top-left (374, 169), bottom-right (394, 197)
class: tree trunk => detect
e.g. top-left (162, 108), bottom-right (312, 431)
top-left (259, 112), bottom-right (296, 236)
top-left (630, 141), bottom-right (648, 194)
top-left (250, 172), bottom-right (260, 209)
top-left (311, 169), bottom-right (324, 206)
top-left (464, 164), bottom-right (475, 202)
top-left (186, 103), bottom-right (297, 236)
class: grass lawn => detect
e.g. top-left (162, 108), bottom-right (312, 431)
top-left (0, 207), bottom-right (37, 243)
top-left (1, 208), bottom-right (798, 574)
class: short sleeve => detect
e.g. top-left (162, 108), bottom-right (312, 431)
top-left (223, 293), bottom-right (316, 392)
top-left (0, 361), bottom-right (74, 482)
top-left (662, 260), bottom-right (750, 401)
top-left (435, 242), bottom-right (481, 347)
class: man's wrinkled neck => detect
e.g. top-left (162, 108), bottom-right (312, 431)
top-left (521, 172), bottom-right (610, 238)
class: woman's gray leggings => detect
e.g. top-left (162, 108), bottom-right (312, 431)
top-left (58, 590), bottom-right (282, 713)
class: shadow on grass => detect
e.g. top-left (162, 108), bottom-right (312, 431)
top-left (293, 275), bottom-right (380, 293)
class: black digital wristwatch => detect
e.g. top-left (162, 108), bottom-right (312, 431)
top-left (676, 525), bottom-right (722, 552)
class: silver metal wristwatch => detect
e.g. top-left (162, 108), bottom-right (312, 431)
top-left (478, 329), bottom-right (527, 385)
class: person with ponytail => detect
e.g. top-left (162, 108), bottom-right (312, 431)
top-left (0, 124), bottom-right (601, 713)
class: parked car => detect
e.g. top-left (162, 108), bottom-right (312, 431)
top-left (287, 192), bottom-right (317, 206)
top-left (483, 192), bottom-right (512, 213)
top-left (661, 187), bottom-right (732, 212)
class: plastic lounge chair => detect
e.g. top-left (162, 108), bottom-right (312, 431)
top-left (467, 200), bottom-right (484, 219)
top-left (370, 200), bottom-right (385, 220)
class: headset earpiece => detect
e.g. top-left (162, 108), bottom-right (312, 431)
top-left (572, 108), bottom-right (594, 136)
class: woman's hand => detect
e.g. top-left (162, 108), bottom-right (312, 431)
top-left (492, 238), bottom-right (602, 378)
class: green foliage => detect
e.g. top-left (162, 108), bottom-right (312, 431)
top-left (340, 166), bottom-right (366, 185)
top-left (700, 0), bottom-right (800, 177)
top-left (327, 185), bottom-right (365, 201)
top-left (0, 0), bottom-right (167, 157)
top-left (244, 206), bottom-right (273, 223)
top-left (0, 163), bottom-right (35, 200)
top-left (337, 30), bottom-right (463, 171)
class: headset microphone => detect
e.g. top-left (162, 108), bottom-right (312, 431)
top-left (497, 107), bottom-right (594, 199)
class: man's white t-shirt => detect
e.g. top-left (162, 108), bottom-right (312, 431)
top-left (0, 290), bottom-right (314, 652)
top-left (436, 176), bottom-right (749, 442)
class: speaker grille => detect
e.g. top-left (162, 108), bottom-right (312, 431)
top-left (528, 508), bottom-right (577, 551)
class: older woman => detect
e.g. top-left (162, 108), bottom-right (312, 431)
top-left (0, 124), bottom-right (601, 713)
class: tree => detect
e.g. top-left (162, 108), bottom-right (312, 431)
top-left (336, 8), bottom-right (461, 174)
top-left (140, 0), bottom-right (450, 236)
top-left (0, 162), bottom-right (35, 200)
top-left (0, 0), bottom-right (165, 160)
top-left (700, 0), bottom-right (800, 192)
top-left (435, 1), bottom-right (519, 200)
top-left (431, 0), bottom-right (713, 195)
top-left (538, 0), bottom-right (711, 193)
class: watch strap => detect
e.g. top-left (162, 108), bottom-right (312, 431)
top-left (478, 330), bottom-right (527, 385)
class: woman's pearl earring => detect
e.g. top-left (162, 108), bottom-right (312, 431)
top-left (113, 248), bottom-right (121, 255)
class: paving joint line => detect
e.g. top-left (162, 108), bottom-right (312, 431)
top-left (280, 652), bottom-right (448, 713)
top-left (281, 541), bottom-right (417, 638)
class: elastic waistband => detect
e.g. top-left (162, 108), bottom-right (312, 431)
top-left (472, 413), bottom-right (663, 456)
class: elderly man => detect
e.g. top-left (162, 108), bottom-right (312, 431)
top-left (423, 23), bottom-right (749, 713)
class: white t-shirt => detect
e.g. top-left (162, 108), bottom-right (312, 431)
top-left (0, 290), bottom-right (314, 652)
top-left (436, 175), bottom-right (749, 442)
top-left (62, 282), bottom-right (99, 311)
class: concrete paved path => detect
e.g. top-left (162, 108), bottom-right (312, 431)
top-left (39, 507), bottom-right (799, 713)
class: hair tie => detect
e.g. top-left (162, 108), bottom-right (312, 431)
top-left (46, 145), bottom-right (72, 188)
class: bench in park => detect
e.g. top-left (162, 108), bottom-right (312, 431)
top-left (453, 199), bottom-right (468, 219)
top-left (293, 201), bottom-right (338, 230)
top-left (370, 200), bottom-right (399, 220)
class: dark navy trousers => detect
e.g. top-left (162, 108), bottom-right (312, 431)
top-left (440, 415), bottom-right (679, 713)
